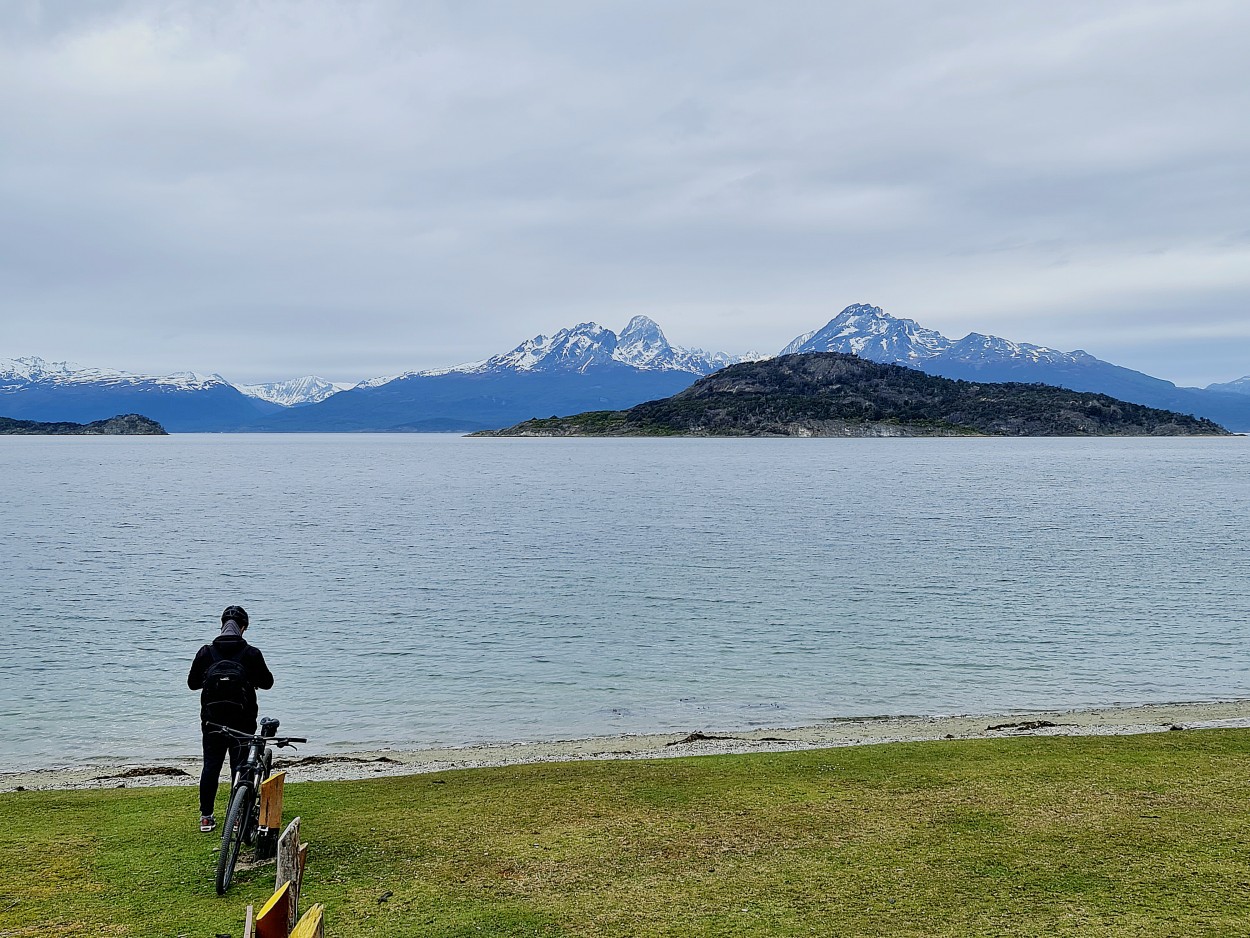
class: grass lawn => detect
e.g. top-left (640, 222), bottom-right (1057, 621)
top-left (2, 729), bottom-right (1249, 937)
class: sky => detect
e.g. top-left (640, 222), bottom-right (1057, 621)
top-left (2, 1), bottom-right (1248, 387)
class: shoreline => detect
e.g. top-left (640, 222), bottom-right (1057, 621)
top-left (6, 699), bottom-right (1250, 793)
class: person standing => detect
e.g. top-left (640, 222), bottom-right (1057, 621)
top-left (187, 605), bottom-right (274, 832)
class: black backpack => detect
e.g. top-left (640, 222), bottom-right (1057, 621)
top-left (201, 646), bottom-right (255, 720)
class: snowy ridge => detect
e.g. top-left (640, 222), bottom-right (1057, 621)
top-left (2, 356), bottom-right (348, 407)
top-left (234, 376), bottom-right (345, 406)
top-left (782, 304), bottom-right (952, 361)
top-left (1206, 375), bottom-right (1250, 395)
top-left (362, 317), bottom-right (749, 387)
top-left (612, 316), bottom-right (748, 373)
top-left (781, 305), bottom-right (1091, 369)
top-left (941, 333), bottom-right (1095, 366)
top-left (0, 356), bottom-right (229, 391)
top-left (479, 322), bottom-right (620, 374)
top-left (7, 315), bottom-right (751, 399)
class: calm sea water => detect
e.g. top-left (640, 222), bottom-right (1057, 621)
top-left (2, 434), bottom-right (1247, 771)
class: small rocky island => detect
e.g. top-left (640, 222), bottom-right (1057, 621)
top-left (0, 414), bottom-right (168, 435)
top-left (480, 353), bottom-right (1231, 438)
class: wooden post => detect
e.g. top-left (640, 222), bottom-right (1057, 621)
top-left (276, 817), bottom-right (303, 934)
top-left (260, 772), bottom-right (286, 828)
top-left (289, 904), bottom-right (324, 938)
top-left (254, 882), bottom-right (290, 938)
top-left (242, 904), bottom-right (254, 938)
top-left (256, 772), bottom-right (286, 860)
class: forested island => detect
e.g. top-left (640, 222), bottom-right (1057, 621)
top-left (0, 414), bottom-right (167, 435)
top-left (481, 353), bottom-right (1231, 438)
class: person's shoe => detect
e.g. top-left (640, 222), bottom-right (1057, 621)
top-left (200, 815), bottom-right (216, 833)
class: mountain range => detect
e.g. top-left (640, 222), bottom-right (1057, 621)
top-left (0, 357), bottom-right (281, 431)
top-left (3, 306), bottom-right (1248, 432)
top-left (782, 305), bottom-right (1250, 431)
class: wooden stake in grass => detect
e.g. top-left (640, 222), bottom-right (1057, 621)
top-left (276, 817), bottom-right (303, 934)
top-left (289, 903), bottom-right (324, 938)
top-left (256, 772), bottom-right (286, 860)
top-left (253, 881), bottom-right (290, 938)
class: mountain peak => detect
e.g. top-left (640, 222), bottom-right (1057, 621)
top-left (411, 316), bottom-right (742, 379)
top-left (620, 315), bottom-right (665, 340)
top-left (781, 303), bottom-right (951, 362)
top-left (234, 375), bottom-right (344, 407)
top-left (1206, 375), bottom-right (1250, 395)
top-left (836, 303), bottom-right (889, 320)
top-left (1, 356), bottom-right (82, 384)
top-left (615, 316), bottom-right (673, 368)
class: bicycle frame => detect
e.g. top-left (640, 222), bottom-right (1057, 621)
top-left (205, 719), bottom-right (306, 895)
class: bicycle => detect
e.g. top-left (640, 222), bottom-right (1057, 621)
top-left (205, 717), bottom-right (306, 896)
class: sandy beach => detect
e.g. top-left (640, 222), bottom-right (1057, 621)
top-left (5, 699), bottom-right (1250, 794)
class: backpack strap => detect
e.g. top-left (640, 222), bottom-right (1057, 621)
top-left (208, 641), bottom-right (245, 663)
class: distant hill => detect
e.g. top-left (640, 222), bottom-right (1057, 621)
top-left (0, 413), bottom-right (167, 435)
top-left (483, 353), bottom-right (1231, 438)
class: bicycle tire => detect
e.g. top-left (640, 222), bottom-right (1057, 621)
top-left (215, 783), bottom-right (254, 895)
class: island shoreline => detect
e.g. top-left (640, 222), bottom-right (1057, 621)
top-left (6, 699), bottom-right (1250, 793)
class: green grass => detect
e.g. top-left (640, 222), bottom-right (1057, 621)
top-left (3, 730), bottom-right (1250, 936)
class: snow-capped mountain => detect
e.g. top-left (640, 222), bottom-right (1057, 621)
top-left (460, 321), bottom-right (622, 375)
top-left (365, 316), bottom-right (748, 388)
top-left (939, 332), bottom-right (1094, 367)
top-left (256, 317), bottom-right (749, 432)
top-left (0, 356), bottom-right (280, 430)
top-left (1207, 375), bottom-right (1250, 396)
top-left (234, 376), bottom-right (347, 407)
top-left (426, 316), bottom-right (744, 379)
top-left (781, 305), bottom-right (1250, 431)
top-left (613, 315), bottom-right (747, 373)
top-left (781, 304), bottom-right (1118, 371)
top-left (781, 304), bottom-right (952, 362)
top-left (1, 356), bottom-right (229, 391)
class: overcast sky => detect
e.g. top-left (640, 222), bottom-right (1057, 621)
top-left (2, 1), bottom-right (1248, 386)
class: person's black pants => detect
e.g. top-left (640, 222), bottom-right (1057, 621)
top-left (200, 726), bottom-right (248, 817)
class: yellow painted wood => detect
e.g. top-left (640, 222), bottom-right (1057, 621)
top-left (254, 881), bottom-right (290, 938)
top-left (289, 903), bottom-right (325, 938)
top-left (259, 771), bottom-right (286, 829)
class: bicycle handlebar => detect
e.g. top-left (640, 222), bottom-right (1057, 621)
top-left (204, 721), bottom-right (307, 747)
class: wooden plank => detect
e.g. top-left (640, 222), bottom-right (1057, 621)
top-left (242, 904), bottom-right (254, 938)
top-left (254, 882), bottom-right (290, 938)
top-left (289, 903), bottom-right (324, 938)
top-left (297, 842), bottom-right (309, 882)
top-left (259, 772), bottom-right (286, 829)
top-left (276, 817), bottom-right (303, 934)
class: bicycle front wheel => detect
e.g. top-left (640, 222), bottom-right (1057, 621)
top-left (215, 783), bottom-right (254, 895)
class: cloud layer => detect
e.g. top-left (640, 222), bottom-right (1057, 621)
top-left (2, 0), bottom-right (1248, 385)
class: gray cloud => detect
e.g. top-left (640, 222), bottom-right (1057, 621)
top-left (1, 0), bottom-right (1248, 384)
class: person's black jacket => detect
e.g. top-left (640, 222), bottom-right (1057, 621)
top-left (187, 634), bottom-right (274, 730)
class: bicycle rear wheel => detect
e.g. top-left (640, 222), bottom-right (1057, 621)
top-left (214, 783), bottom-right (254, 895)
